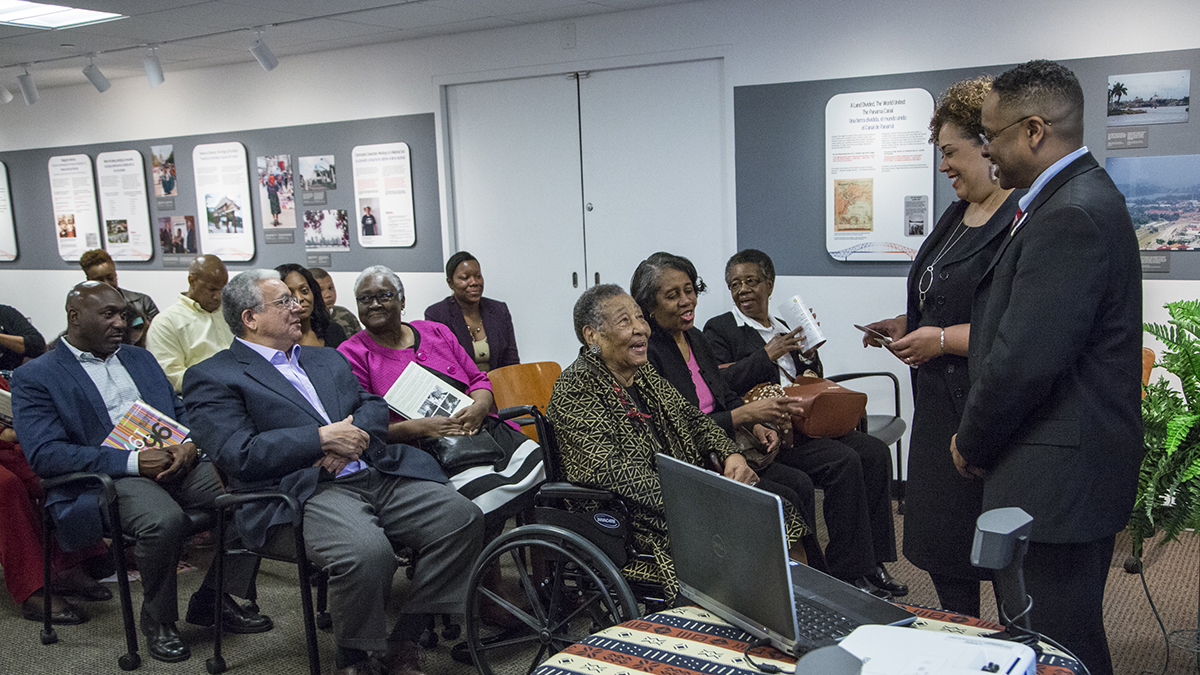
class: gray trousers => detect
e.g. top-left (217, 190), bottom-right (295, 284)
top-left (114, 461), bottom-right (257, 624)
top-left (265, 469), bottom-right (484, 652)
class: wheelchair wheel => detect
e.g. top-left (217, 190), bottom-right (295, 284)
top-left (464, 524), bottom-right (639, 675)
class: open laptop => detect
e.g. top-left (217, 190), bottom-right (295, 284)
top-left (656, 453), bottom-right (916, 656)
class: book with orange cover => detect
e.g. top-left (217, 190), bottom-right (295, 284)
top-left (102, 399), bottom-right (189, 451)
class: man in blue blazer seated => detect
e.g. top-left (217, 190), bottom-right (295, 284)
top-left (182, 269), bottom-right (484, 675)
top-left (11, 281), bottom-right (271, 665)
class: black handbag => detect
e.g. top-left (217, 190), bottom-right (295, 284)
top-left (417, 416), bottom-right (506, 470)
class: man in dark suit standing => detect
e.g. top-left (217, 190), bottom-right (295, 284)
top-left (183, 269), bottom-right (483, 675)
top-left (12, 282), bottom-right (270, 664)
top-left (951, 60), bottom-right (1142, 675)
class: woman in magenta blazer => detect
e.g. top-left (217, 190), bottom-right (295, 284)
top-left (339, 266), bottom-right (542, 532)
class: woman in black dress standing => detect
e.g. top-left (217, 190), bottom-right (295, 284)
top-left (862, 76), bottom-right (1024, 617)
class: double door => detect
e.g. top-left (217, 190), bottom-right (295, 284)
top-left (446, 58), bottom-right (729, 366)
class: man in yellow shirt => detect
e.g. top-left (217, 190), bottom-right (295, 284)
top-left (147, 256), bottom-right (232, 392)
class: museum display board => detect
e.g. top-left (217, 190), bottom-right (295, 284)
top-left (0, 113), bottom-right (441, 273)
top-left (736, 48), bottom-right (1199, 279)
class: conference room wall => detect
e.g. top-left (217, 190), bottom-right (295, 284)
top-left (0, 0), bottom-right (1195, 466)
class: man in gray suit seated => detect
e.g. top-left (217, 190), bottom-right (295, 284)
top-left (183, 269), bottom-right (484, 675)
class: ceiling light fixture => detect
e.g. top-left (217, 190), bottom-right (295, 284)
top-left (249, 27), bottom-right (278, 72)
top-left (17, 65), bottom-right (37, 105)
top-left (0, 85), bottom-right (12, 104)
top-left (143, 45), bottom-right (164, 88)
top-left (82, 54), bottom-right (110, 92)
top-left (0, 2), bottom-right (125, 30)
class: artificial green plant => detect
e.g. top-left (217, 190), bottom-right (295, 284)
top-left (1132, 299), bottom-right (1200, 559)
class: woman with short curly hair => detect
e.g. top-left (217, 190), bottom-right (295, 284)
top-left (861, 75), bottom-right (1025, 617)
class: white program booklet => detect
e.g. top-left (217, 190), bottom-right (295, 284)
top-left (0, 387), bottom-right (11, 426)
top-left (383, 362), bottom-right (473, 420)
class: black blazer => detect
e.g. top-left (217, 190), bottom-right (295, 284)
top-left (956, 152), bottom-right (1143, 543)
top-left (905, 192), bottom-right (1022, 419)
top-left (702, 312), bottom-right (822, 397)
top-left (182, 340), bottom-right (447, 549)
top-left (646, 327), bottom-right (743, 436)
top-left (423, 296), bottom-right (520, 370)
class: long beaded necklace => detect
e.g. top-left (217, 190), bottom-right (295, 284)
top-left (918, 219), bottom-right (972, 311)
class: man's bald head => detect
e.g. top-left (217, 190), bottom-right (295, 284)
top-left (187, 255), bottom-right (229, 313)
top-left (65, 281), bottom-right (127, 358)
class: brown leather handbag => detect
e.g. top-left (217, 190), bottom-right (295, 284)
top-left (783, 376), bottom-right (867, 438)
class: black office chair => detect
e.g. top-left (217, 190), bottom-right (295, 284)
top-left (38, 472), bottom-right (217, 671)
top-left (206, 487), bottom-right (329, 675)
top-left (826, 371), bottom-right (907, 510)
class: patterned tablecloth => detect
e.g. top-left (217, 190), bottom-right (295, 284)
top-left (534, 605), bottom-right (1083, 675)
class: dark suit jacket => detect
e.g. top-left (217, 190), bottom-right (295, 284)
top-left (647, 327), bottom-right (743, 436)
top-left (702, 312), bottom-right (822, 397)
top-left (956, 152), bottom-right (1143, 543)
top-left (424, 296), bottom-right (519, 370)
top-left (11, 344), bottom-right (185, 549)
top-left (182, 340), bottom-right (447, 549)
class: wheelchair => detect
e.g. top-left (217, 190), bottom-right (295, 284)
top-left (462, 405), bottom-right (668, 675)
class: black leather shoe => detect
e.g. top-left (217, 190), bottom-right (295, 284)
top-left (21, 594), bottom-right (88, 625)
top-left (186, 592), bottom-right (274, 634)
top-left (851, 576), bottom-right (892, 600)
top-left (142, 621), bottom-right (191, 663)
top-left (868, 564), bottom-right (908, 597)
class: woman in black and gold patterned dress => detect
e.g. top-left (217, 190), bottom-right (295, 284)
top-left (546, 284), bottom-right (808, 600)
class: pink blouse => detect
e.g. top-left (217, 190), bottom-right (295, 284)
top-left (686, 345), bottom-right (716, 414)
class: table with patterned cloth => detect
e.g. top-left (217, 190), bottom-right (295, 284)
top-left (533, 605), bottom-right (1083, 675)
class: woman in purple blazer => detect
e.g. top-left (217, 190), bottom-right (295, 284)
top-left (423, 251), bottom-right (519, 371)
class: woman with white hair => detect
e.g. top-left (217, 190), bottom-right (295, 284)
top-left (336, 265), bottom-right (544, 529)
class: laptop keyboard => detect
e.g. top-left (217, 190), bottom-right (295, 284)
top-left (793, 594), bottom-right (860, 647)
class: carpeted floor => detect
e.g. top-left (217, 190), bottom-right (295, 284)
top-left (1, 500), bottom-right (1197, 675)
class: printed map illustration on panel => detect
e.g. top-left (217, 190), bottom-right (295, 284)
top-left (834, 178), bottom-right (873, 231)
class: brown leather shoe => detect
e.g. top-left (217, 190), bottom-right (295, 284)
top-left (384, 641), bottom-right (427, 675)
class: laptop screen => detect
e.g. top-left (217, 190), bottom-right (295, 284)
top-left (657, 453), bottom-right (798, 643)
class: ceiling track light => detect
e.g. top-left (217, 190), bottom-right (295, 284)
top-left (17, 65), bottom-right (37, 105)
top-left (0, 85), bottom-right (12, 104)
top-left (249, 27), bottom-right (278, 72)
top-left (143, 45), bottom-right (164, 88)
top-left (82, 55), bottom-right (110, 93)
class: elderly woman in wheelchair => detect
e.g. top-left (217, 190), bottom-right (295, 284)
top-left (459, 284), bottom-right (810, 675)
top-left (546, 284), bottom-right (809, 599)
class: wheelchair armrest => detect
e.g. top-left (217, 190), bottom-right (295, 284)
top-left (536, 482), bottom-right (618, 502)
top-left (41, 471), bottom-right (118, 503)
top-left (498, 405), bottom-right (537, 421)
top-left (215, 491), bottom-right (304, 527)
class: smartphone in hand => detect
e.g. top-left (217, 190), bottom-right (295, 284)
top-left (854, 324), bottom-right (893, 347)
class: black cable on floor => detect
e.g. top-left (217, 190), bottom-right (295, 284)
top-left (1135, 559), bottom-right (1170, 675)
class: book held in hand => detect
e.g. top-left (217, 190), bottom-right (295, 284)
top-left (102, 399), bottom-right (190, 451)
top-left (383, 362), bottom-right (473, 420)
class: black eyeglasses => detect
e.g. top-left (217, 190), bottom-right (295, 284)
top-left (979, 115), bottom-right (1056, 146)
top-left (356, 291), bottom-right (398, 306)
top-left (727, 277), bottom-right (764, 292)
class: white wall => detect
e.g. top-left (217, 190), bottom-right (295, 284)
top-left (2, 0), bottom-right (1197, 471)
